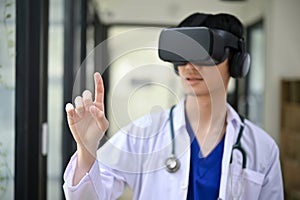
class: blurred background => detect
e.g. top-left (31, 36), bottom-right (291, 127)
top-left (0, 0), bottom-right (299, 199)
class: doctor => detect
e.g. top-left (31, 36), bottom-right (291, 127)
top-left (63, 13), bottom-right (284, 200)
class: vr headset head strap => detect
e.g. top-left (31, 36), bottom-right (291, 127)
top-left (211, 29), bottom-right (245, 52)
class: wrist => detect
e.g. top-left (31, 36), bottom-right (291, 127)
top-left (77, 144), bottom-right (97, 167)
top-left (73, 145), bottom-right (96, 185)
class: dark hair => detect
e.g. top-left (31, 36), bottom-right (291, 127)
top-left (177, 12), bottom-right (244, 38)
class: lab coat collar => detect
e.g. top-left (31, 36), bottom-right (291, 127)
top-left (172, 99), bottom-right (244, 132)
top-left (226, 103), bottom-right (244, 128)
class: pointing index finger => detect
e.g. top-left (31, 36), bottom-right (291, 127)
top-left (94, 72), bottom-right (104, 110)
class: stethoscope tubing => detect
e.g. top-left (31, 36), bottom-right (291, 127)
top-left (169, 105), bottom-right (176, 155)
top-left (229, 115), bottom-right (247, 169)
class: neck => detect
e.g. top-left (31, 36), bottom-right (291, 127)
top-left (185, 92), bottom-right (227, 157)
top-left (185, 95), bottom-right (212, 125)
top-left (185, 92), bottom-right (227, 126)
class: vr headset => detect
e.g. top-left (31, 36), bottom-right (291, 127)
top-left (158, 27), bottom-right (250, 78)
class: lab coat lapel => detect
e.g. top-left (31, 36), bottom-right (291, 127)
top-left (218, 104), bottom-right (242, 199)
top-left (172, 100), bottom-right (191, 199)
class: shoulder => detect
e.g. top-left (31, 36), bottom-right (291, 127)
top-left (243, 119), bottom-right (280, 172)
top-left (226, 103), bottom-right (278, 152)
top-left (123, 109), bottom-right (170, 136)
top-left (106, 108), bottom-right (170, 150)
top-left (244, 119), bottom-right (278, 151)
top-left (226, 104), bottom-right (280, 172)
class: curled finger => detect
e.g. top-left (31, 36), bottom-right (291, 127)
top-left (83, 90), bottom-right (93, 111)
top-left (65, 103), bottom-right (75, 116)
top-left (74, 96), bottom-right (85, 116)
top-left (65, 103), bottom-right (75, 125)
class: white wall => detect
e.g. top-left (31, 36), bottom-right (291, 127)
top-left (238, 0), bottom-right (300, 142)
top-left (94, 0), bottom-right (300, 143)
top-left (263, 0), bottom-right (300, 142)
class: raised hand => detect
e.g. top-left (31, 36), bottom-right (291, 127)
top-left (65, 72), bottom-right (109, 157)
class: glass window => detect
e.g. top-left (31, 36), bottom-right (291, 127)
top-left (48, 0), bottom-right (64, 199)
top-left (106, 26), bottom-right (183, 136)
top-left (247, 22), bottom-right (265, 127)
top-left (0, 0), bottom-right (15, 199)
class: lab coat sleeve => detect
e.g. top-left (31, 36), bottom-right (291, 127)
top-left (63, 152), bottom-right (126, 200)
top-left (258, 143), bottom-right (284, 200)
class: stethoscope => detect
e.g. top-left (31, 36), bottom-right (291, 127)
top-left (165, 105), bottom-right (247, 198)
top-left (165, 105), bottom-right (181, 173)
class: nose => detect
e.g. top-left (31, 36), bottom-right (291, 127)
top-left (183, 62), bottom-right (196, 69)
top-left (182, 63), bottom-right (205, 72)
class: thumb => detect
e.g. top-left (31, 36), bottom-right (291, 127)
top-left (89, 105), bottom-right (109, 132)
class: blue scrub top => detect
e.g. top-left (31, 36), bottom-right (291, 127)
top-left (185, 115), bottom-right (225, 200)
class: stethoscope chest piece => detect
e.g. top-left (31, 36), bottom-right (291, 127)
top-left (165, 155), bottom-right (180, 173)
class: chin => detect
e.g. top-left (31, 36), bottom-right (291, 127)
top-left (185, 89), bottom-right (210, 97)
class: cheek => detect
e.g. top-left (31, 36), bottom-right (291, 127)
top-left (220, 67), bottom-right (230, 84)
top-left (177, 69), bottom-right (182, 76)
top-left (177, 67), bottom-right (186, 79)
top-left (200, 67), bottom-right (229, 90)
top-left (177, 69), bottom-right (186, 85)
top-left (217, 62), bottom-right (230, 84)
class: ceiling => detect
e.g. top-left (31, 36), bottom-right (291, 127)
top-left (93, 0), bottom-right (262, 25)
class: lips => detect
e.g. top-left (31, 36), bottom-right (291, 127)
top-left (184, 76), bottom-right (204, 85)
top-left (186, 77), bottom-right (203, 81)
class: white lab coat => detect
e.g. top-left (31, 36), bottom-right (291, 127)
top-left (63, 99), bottom-right (284, 200)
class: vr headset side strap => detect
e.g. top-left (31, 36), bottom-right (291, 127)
top-left (212, 29), bottom-right (241, 51)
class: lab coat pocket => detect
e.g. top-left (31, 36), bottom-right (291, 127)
top-left (227, 165), bottom-right (265, 200)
